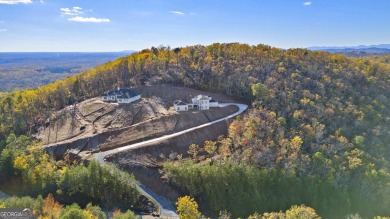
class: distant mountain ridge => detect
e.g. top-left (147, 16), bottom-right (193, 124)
top-left (307, 44), bottom-right (390, 56)
top-left (120, 50), bottom-right (137, 53)
top-left (308, 44), bottom-right (390, 50)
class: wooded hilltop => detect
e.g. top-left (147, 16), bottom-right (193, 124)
top-left (1, 43), bottom-right (390, 218)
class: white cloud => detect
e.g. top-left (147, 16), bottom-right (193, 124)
top-left (170, 11), bottom-right (185, 15)
top-left (303, 1), bottom-right (312, 6)
top-left (0, 29), bottom-right (7, 32)
top-left (61, 6), bottom-right (109, 23)
top-left (0, 0), bottom-right (32, 4)
top-left (60, 6), bottom-right (83, 16)
top-left (68, 16), bottom-right (110, 23)
top-left (0, 21), bottom-right (5, 23)
top-left (60, 8), bottom-right (71, 13)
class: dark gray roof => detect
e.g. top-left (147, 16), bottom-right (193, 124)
top-left (103, 88), bottom-right (139, 99)
top-left (174, 100), bottom-right (188, 106)
top-left (210, 99), bottom-right (217, 102)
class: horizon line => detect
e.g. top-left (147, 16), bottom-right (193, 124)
top-left (0, 51), bottom-right (136, 53)
top-left (0, 43), bottom-right (389, 53)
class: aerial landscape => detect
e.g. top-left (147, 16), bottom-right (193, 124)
top-left (0, 0), bottom-right (390, 219)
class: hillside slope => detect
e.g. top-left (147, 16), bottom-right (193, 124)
top-left (0, 43), bottom-right (389, 218)
top-left (39, 85), bottom-right (238, 156)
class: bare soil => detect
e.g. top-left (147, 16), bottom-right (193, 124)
top-left (42, 84), bottom-right (238, 156)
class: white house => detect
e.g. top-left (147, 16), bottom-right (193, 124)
top-left (173, 100), bottom-right (189, 111)
top-left (102, 88), bottom-right (141, 104)
top-left (173, 95), bottom-right (218, 112)
top-left (192, 94), bottom-right (210, 110)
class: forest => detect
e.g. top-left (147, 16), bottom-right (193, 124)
top-left (0, 43), bottom-right (389, 218)
top-left (0, 133), bottom-right (145, 217)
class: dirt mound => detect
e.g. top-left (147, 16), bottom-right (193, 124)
top-left (37, 107), bottom-right (85, 144)
top-left (40, 97), bottom-right (171, 146)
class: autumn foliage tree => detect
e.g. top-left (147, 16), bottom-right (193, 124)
top-left (285, 205), bottom-right (321, 219)
top-left (247, 205), bottom-right (321, 219)
top-left (41, 194), bottom-right (63, 219)
top-left (176, 196), bottom-right (202, 219)
top-left (112, 209), bottom-right (136, 219)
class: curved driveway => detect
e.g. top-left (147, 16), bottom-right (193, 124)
top-left (93, 103), bottom-right (248, 218)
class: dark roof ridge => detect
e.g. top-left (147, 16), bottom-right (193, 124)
top-left (103, 87), bottom-right (139, 98)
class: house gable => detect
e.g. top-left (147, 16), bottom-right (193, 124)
top-left (102, 88), bottom-right (141, 104)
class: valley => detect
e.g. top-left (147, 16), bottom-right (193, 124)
top-left (0, 52), bottom-right (133, 92)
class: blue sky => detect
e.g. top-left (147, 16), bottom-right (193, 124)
top-left (0, 0), bottom-right (389, 52)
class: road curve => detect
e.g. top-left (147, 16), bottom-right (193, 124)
top-left (93, 103), bottom-right (248, 218)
